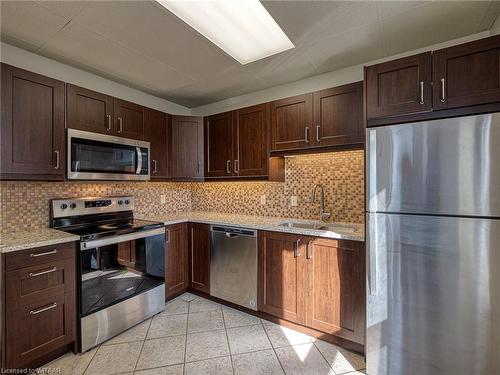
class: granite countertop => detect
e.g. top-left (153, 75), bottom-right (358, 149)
top-left (140, 211), bottom-right (365, 242)
top-left (0, 228), bottom-right (80, 253)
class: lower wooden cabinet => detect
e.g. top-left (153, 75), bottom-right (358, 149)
top-left (189, 223), bottom-right (211, 293)
top-left (258, 231), bottom-right (365, 345)
top-left (165, 223), bottom-right (189, 299)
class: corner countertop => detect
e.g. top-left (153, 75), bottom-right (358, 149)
top-left (0, 228), bottom-right (80, 253)
top-left (140, 211), bottom-right (365, 242)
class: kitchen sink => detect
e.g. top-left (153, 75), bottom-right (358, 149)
top-left (278, 221), bottom-right (360, 232)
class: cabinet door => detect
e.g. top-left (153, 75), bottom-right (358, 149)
top-left (1, 64), bottom-right (65, 180)
top-left (113, 98), bottom-right (144, 140)
top-left (433, 34), bottom-right (500, 110)
top-left (305, 238), bottom-right (365, 344)
top-left (365, 52), bottom-right (432, 120)
top-left (170, 116), bottom-right (204, 180)
top-left (205, 111), bottom-right (234, 177)
top-left (189, 223), bottom-right (211, 293)
top-left (165, 223), bottom-right (189, 299)
top-left (144, 108), bottom-right (169, 179)
top-left (313, 82), bottom-right (364, 147)
top-left (258, 231), bottom-right (307, 324)
top-left (6, 292), bottom-right (75, 369)
top-left (67, 84), bottom-right (113, 135)
top-left (235, 104), bottom-right (269, 176)
top-left (271, 93), bottom-right (313, 151)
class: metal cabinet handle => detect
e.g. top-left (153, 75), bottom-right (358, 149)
top-left (419, 81), bottom-right (424, 105)
top-left (304, 127), bottom-right (309, 144)
top-left (440, 78), bottom-right (446, 102)
top-left (29, 267), bottom-right (57, 278)
top-left (30, 249), bottom-right (57, 257)
top-left (54, 150), bottom-right (60, 169)
top-left (226, 160), bottom-right (231, 174)
top-left (106, 114), bottom-right (112, 132)
top-left (153, 159), bottom-right (158, 174)
top-left (316, 126), bottom-right (320, 143)
top-left (234, 160), bottom-right (239, 174)
top-left (295, 238), bottom-right (301, 257)
top-left (118, 117), bottom-right (123, 133)
top-left (30, 302), bottom-right (57, 315)
top-left (165, 229), bottom-right (170, 243)
top-left (307, 240), bottom-right (313, 259)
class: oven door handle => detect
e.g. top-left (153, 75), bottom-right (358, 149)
top-left (80, 227), bottom-right (165, 250)
top-left (136, 147), bottom-right (142, 174)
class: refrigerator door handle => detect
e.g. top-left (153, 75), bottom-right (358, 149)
top-left (367, 215), bottom-right (377, 296)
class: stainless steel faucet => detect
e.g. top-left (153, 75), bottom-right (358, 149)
top-left (311, 184), bottom-right (331, 222)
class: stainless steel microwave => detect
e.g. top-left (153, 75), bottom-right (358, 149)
top-left (67, 129), bottom-right (150, 181)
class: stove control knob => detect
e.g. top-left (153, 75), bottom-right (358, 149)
top-left (118, 200), bottom-right (123, 205)
top-left (70, 203), bottom-right (77, 209)
top-left (124, 199), bottom-right (130, 205)
top-left (60, 203), bottom-right (68, 210)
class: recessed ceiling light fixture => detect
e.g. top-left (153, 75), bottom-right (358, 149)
top-left (156, 0), bottom-right (294, 64)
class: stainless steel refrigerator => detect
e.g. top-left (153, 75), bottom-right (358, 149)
top-left (366, 113), bottom-right (500, 375)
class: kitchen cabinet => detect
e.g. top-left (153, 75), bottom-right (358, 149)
top-left (365, 52), bottom-right (432, 120)
top-left (144, 108), bottom-right (169, 179)
top-left (66, 84), bottom-right (113, 135)
top-left (67, 84), bottom-right (144, 140)
top-left (1, 63), bottom-right (65, 180)
top-left (433, 34), bottom-right (500, 110)
top-left (258, 231), bottom-right (365, 345)
top-left (3, 242), bottom-right (77, 369)
top-left (271, 93), bottom-right (312, 151)
top-left (170, 116), bottom-right (204, 180)
top-left (313, 82), bottom-right (364, 147)
top-left (234, 104), bottom-right (270, 177)
top-left (165, 223), bottom-right (189, 299)
top-left (205, 111), bottom-right (235, 177)
top-left (189, 223), bottom-right (211, 293)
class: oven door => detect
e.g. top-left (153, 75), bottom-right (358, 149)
top-left (68, 129), bottom-right (150, 181)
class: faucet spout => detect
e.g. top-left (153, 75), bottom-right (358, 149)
top-left (311, 184), bottom-right (331, 222)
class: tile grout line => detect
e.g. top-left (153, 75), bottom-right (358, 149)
top-left (260, 319), bottom-right (287, 375)
top-left (132, 317), bottom-right (154, 373)
top-left (81, 344), bottom-right (101, 375)
top-left (182, 298), bottom-right (191, 375)
top-left (221, 305), bottom-right (236, 374)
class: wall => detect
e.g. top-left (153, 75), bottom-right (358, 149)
top-left (0, 42), bottom-right (191, 115)
top-left (0, 150), bottom-right (364, 234)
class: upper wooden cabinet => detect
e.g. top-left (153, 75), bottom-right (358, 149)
top-left (365, 52), bottom-right (432, 120)
top-left (1, 64), bottom-right (65, 180)
top-left (313, 82), bottom-right (364, 147)
top-left (433, 35), bottom-right (500, 110)
top-left (144, 108), bottom-right (169, 179)
top-left (67, 84), bottom-right (144, 140)
top-left (205, 111), bottom-right (235, 177)
top-left (165, 223), bottom-right (189, 299)
top-left (271, 93), bottom-right (312, 151)
top-left (170, 116), bottom-right (204, 180)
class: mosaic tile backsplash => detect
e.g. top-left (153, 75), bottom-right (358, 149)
top-left (0, 150), bottom-right (364, 233)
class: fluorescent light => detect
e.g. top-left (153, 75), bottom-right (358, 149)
top-left (157, 0), bottom-right (294, 64)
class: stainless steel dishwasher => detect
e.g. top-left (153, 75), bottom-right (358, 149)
top-left (210, 225), bottom-right (258, 310)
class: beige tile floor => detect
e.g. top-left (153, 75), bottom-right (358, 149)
top-left (42, 293), bottom-right (366, 375)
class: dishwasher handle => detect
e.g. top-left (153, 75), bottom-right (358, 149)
top-left (225, 232), bottom-right (239, 238)
top-left (211, 225), bottom-right (256, 237)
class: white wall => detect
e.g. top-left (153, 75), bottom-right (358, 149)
top-left (191, 31), bottom-right (491, 116)
top-left (0, 42), bottom-right (191, 115)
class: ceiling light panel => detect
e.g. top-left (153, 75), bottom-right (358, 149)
top-left (156, 0), bottom-right (295, 64)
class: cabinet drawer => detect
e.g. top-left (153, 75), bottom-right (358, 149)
top-left (6, 292), bottom-right (76, 369)
top-left (5, 241), bottom-right (76, 271)
top-left (6, 257), bottom-right (76, 310)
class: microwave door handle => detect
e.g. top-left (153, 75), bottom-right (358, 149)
top-left (136, 147), bottom-right (142, 174)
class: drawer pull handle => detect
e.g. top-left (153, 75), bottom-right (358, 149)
top-left (30, 249), bottom-right (57, 257)
top-left (30, 302), bottom-right (57, 315)
top-left (307, 240), bottom-right (313, 259)
top-left (29, 267), bottom-right (57, 278)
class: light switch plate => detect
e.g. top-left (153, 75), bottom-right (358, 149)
top-left (160, 194), bottom-right (166, 204)
top-left (260, 195), bottom-right (267, 205)
top-left (290, 196), bottom-right (298, 206)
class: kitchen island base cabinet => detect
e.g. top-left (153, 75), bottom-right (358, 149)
top-left (189, 223), bottom-right (211, 293)
top-left (165, 223), bottom-right (189, 299)
top-left (258, 231), bottom-right (365, 345)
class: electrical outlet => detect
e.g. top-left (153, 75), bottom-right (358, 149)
top-left (290, 196), bottom-right (298, 206)
top-left (160, 194), bottom-right (166, 204)
top-left (260, 195), bottom-right (267, 205)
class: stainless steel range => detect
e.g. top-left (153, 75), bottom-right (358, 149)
top-left (50, 196), bottom-right (165, 352)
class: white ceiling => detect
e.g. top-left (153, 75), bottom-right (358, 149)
top-left (1, 1), bottom-right (499, 108)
